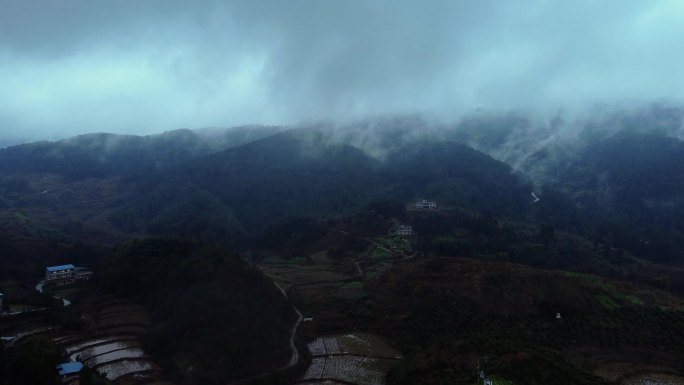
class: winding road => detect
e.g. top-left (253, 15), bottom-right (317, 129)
top-left (226, 281), bottom-right (303, 385)
top-left (36, 280), bottom-right (71, 306)
top-left (531, 192), bottom-right (540, 203)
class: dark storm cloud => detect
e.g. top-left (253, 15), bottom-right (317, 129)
top-left (1, 0), bottom-right (684, 142)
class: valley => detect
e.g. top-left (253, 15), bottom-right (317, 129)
top-left (2, 122), bottom-right (684, 385)
top-left (3, 0), bottom-right (684, 382)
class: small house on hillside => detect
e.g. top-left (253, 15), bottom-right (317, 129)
top-left (56, 362), bottom-right (83, 384)
top-left (392, 225), bottom-right (415, 236)
top-left (416, 200), bottom-right (437, 209)
top-left (45, 264), bottom-right (76, 283)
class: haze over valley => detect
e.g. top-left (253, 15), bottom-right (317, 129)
top-left (2, 1), bottom-right (684, 385)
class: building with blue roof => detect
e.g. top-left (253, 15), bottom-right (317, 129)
top-left (56, 362), bottom-right (83, 384)
top-left (46, 264), bottom-right (76, 272)
top-left (45, 264), bottom-right (76, 282)
top-left (56, 362), bottom-right (83, 375)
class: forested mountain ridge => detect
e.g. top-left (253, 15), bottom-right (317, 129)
top-left (0, 125), bottom-right (283, 178)
top-left (5, 121), bottom-right (684, 263)
top-left (4, 121), bottom-right (684, 268)
top-left (3, 119), bottom-right (684, 385)
top-left (546, 130), bottom-right (684, 264)
top-left (107, 128), bottom-right (531, 243)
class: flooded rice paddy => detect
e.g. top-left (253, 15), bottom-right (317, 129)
top-left (300, 333), bottom-right (402, 385)
top-left (61, 335), bottom-right (155, 380)
top-left (303, 356), bottom-right (398, 385)
top-left (622, 374), bottom-right (684, 385)
top-left (68, 338), bottom-right (140, 360)
top-left (95, 359), bottom-right (156, 380)
top-left (55, 301), bottom-right (161, 382)
top-left (65, 336), bottom-right (136, 354)
top-left (85, 347), bottom-right (146, 366)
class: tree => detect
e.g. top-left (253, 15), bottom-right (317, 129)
top-left (7, 335), bottom-right (62, 385)
top-left (538, 224), bottom-right (556, 244)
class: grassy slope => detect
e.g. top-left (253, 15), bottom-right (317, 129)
top-left (356, 257), bottom-right (684, 385)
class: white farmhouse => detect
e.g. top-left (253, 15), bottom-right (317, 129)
top-left (392, 225), bottom-right (415, 236)
top-left (416, 200), bottom-right (437, 209)
top-left (45, 264), bottom-right (76, 282)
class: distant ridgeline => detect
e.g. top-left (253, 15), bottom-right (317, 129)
top-left (0, 125), bottom-right (283, 178)
top-left (1, 123), bottom-right (684, 267)
top-left (108, 129), bottom-right (530, 244)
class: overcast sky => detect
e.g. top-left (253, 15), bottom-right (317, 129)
top-left (1, 0), bottom-right (684, 144)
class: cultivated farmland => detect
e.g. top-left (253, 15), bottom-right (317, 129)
top-left (300, 333), bottom-right (402, 385)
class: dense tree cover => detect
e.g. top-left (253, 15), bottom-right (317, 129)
top-left (78, 366), bottom-right (113, 385)
top-left (0, 336), bottom-right (63, 385)
top-left (554, 130), bottom-right (684, 264)
top-left (365, 199), bottom-right (407, 220)
top-left (109, 130), bottom-right (532, 246)
top-left (0, 126), bottom-right (281, 179)
top-left (257, 216), bottom-right (327, 252)
top-left (0, 235), bottom-right (109, 283)
top-left (5, 123), bottom-right (684, 269)
top-left (359, 259), bottom-right (684, 385)
top-left (98, 238), bottom-right (295, 384)
top-left (5, 120), bottom-right (684, 385)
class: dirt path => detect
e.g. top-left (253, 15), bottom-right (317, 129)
top-left (226, 281), bottom-right (303, 385)
top-left (36, 280), bottom-right (71, 307)
top-left (354, 261), bottom-right (363, 276)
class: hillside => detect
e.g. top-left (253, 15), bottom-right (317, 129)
top-left (0, 125), bottom-right (282, 179)
top-left (556, 131), bottom-right (684, 264)
top-left (109, 128), bottom-right (531, 243)
top-left (363, 258), bottom-right (684, 385)
top-left (98, 238), bottom-right (297, 384)
top-left (3, 121), bottom-right (684, 385)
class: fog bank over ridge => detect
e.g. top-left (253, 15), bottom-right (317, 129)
top-left (1, 0), bottom-right (684, 142)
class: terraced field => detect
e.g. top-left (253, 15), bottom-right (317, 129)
top-left (300, 333), bottom-right (402, 385)
top-left (622, 373), bottom-right (684, 385)
top-left (68, 338), bottom-right (140, 361)
top-left (55, 299), bottom-right (167, 383)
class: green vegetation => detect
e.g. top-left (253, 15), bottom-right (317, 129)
top-left (370, 247), bottom-right (391, 260)
top-left (564, 272), bottom-right (648, 308)
top-left (261, 256), bottom-right (307, 265)
top-left (12, 211), bottom-right (66, 240)
top-left (0, 336), bottom-right (63, 385)
top-left (79, 366), bottom-right (113, 385)
top-left (0, 278), bottom-right (59, 309)
top-left (341, 281), bottom-right (364, 289)
top-left (623, 294), bottom-right (644, 305)
top-left (355, 258), bottom-right (684, 385)
top-left (261, 256), bottom-right (285, 264)
top-left (595, 294), bottom-right (620, 310)
top-left (98, 237), bottom-right (295, 384)
top-left (491, 375), bottom-right (514, 385)
top-left (376, 236), bottom-right (412, 254)
top-left (366, 262), bottom-right (392, 279)
top-left (6, 121), bottom-right (684, 385)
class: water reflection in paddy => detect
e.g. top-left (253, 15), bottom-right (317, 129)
top-left (69, 339), bottom-right (140, 361)
top-left (87, 347), bottom-right (146, 366)
top-left (96, 359), bottom-right (155, 380)
top-left (623, 373), bottom-right (684, 385)
top-left (64, 336), bottom-right (135, 354)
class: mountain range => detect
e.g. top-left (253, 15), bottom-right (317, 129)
top-left (2, 115), bottom-right (684, 385)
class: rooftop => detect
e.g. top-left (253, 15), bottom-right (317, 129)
top-left (46, 264), bottom-right (75, 272)
top-left (56, 362), bottom-right (83, 375)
